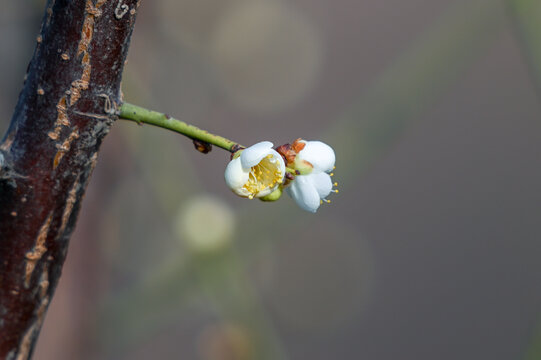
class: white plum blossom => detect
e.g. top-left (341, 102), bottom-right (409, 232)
top-left (225, 141), bottom-right (286, 199)
top-left (223, 138), bottom-right (336, 212)
top-left (286, 140), bottom-right (337, 213)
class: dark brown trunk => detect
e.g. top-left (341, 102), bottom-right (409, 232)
top-left (0, 1), bottom-right (140, 358)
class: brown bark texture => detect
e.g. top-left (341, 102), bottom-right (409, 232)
top-left (0, 0), bottom-right (140, 358)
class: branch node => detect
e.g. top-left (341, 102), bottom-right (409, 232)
top-left (98, 94), bottom-right (118, 115)
top-left (115, 1), bottom-right (130, 19)
top-left (193, 139), bottom-right (213, 154)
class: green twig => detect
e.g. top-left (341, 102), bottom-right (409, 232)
top-left (119, 102), bottom-right (243, 152)
top-left (507, 0), bottom-right (541, 101)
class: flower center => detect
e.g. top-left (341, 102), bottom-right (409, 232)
top-left (243, 154), bottom-right (283, 199)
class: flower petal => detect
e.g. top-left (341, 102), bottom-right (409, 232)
top-left (240, 141), bottom-right (274, 168)
top-left (298, 141), bottom-right (335, 173)
top-left (224, 157), bottom-right (250, 196)
top-left (270, 149), bottom-right (287, 176)
top-left (307, 172), bottom-right (333, 199)
top-left (286, 175), bottom-right (321, 213)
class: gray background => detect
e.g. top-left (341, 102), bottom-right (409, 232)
top-left (1, 0), bottom-right (540, 359)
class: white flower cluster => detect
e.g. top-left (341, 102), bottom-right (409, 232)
top-left (224, 139), bottom-right (336, 213)
top-left (286, 140), bottom-right (336, 212)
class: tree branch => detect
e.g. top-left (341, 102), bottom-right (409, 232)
top-left (0, 0), bottom-right (140, 358)
top-left (119, 102), bottom-right (244, 152)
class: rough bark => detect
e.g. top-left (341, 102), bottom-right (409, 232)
top-left (0, 0), bottom-right (140, 358)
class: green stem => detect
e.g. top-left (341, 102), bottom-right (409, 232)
top-left (507, 0), bottom-right (541, 100)
top-left (118, 102), bottom-right (243, 152)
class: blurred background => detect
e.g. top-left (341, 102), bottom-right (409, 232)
top-left (1, 0), bottom-right (541, 359)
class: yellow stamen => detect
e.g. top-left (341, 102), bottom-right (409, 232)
top-left (242, 154), bottom-right (283, 198)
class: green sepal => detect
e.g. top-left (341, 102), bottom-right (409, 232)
top-left (293, 158), bottom-right (313, 175)
top-left (259, 186), bottom-right (283, 202)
